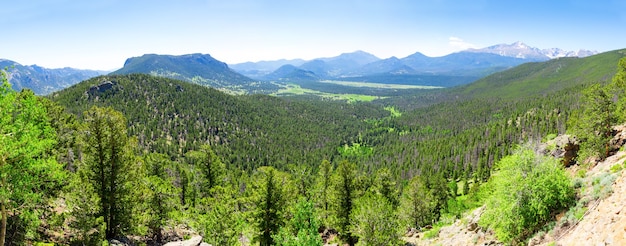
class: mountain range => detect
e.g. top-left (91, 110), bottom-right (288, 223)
top-left (0, 59), bottom-right (105, 95)
top-left (231, 42), bottom-right (597, 83)
top-left (3, 42), bottom-right (599, 94)
top-left (466, 41), bottom-right (597, 60)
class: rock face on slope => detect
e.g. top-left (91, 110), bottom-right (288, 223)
top-left (163, 235), bottom-right (211, 246)
top-left (538, 135), bottom-right (579, 167)
top-left (542, 151), bottom-right (626, 246)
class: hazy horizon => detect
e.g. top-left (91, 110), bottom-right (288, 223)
top-left (1, 0), bottom-right (624, 70)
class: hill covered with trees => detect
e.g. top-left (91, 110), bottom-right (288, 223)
top-left (2, 49), bottom-right (626, 245)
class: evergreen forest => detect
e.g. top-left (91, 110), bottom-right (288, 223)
top-left (2, 49), bottom-right (626, 246)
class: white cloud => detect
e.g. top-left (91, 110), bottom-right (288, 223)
top-left (448, 36), bottom-right (477, 51)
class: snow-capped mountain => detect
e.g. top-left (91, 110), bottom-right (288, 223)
top-left (466, 41), bottom-right (597, 60)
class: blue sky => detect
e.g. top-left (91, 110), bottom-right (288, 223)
top-left (1, 0), bottom-right (625, 70)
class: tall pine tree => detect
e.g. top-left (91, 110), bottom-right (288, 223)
top-left (331, 160), bottom-right (358, 246)
top-left (252, 166), bottom-right (292, 246)
top-left (81, 106), bottom-right (137, 239)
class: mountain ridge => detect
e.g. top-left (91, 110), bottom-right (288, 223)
top-left (109, 53), bottom-right (278, 94)
top-left (231, 42), bottom-right (596, 86)
top-left (0, 59), bottom-right (105, 95)
top-left (466, 41), bottom-right (598, 60)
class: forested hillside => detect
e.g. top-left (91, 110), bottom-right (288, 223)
top-left (110, 54), bottom-right (278, 94)
top-left (3, 51), bottom-right (626, 246)
top-left (383, 49), bottom-right (626, 110)
top-left (49, 74), bottom-right (388, 171)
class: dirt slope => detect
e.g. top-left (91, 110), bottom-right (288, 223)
top-left (549, 152), bottom-right (626, 245)
top-left (406, 150), bottom-right (626, 246)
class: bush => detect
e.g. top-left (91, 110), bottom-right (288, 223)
top-left (350, 192), bottom-right (402, 246)
top-left (479, 147), bottom-right (575, 243)
top-left (591, 171), bottom-right (617, 200)
top-left (610, 164), bottom-right (623, 173)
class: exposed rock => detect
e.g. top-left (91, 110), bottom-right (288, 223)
top-left (468, 222), bottom-right (478, 232)
top-left (547, 151), bottom-right (626, 246)
top-left (609, 124), bottom-right (626, 154)
top-left (321, 228), bottom-right (338, 244)
top-left (406, 227), bottom-right (419, 237)
top-left (88, 80), bottom-right (117, 96)
top-left (538, 135), bottom-right (579, 167)
top-left (163, 235), bottom-right (204, 246)
top-left (108, 238), bottom-right (132, 246)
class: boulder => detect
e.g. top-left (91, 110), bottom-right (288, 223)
top-left (163, 235), bottom-right (204, 246)
top-left (468, 222), bottom-right (478, 232)
top-left (609, 124), bottom-right (626, 153)
top-left (540, 135), bottom-right (579, 167)
top-left (108, 238), bottom-right (132, 246)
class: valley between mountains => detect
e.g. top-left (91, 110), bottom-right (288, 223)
top-left (2, 44), bottom-right (626, 246)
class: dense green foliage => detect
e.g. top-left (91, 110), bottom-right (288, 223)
top-left (0, 71), bottom-right (64, 245)
top-left (456, 50), bottom-right (626, 100)
top-left (399, 175), bottom-right (435, 229)
top-left (4, 50), bottom-right (626, 245)
top-left (77, 106), bottom-right (139, 239)
top-left (330, 161), bottom-right (359, 246)
top-left (479, 147), bottom-right (575, 243)
top-left (49, 74), bottom-right (388, 171)
top-left (569, 84), bottom-right (617, 160)
top-left (350, 192), bottom-right (402, 246)
top-left (273, 198), bottom-right (323, 246)
top-left (251, 167), bottom-right (294, 246)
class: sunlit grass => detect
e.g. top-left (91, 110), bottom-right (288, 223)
top-left (272, 84), bottom-right (382, 102)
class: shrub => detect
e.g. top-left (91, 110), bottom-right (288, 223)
top-left (610, 164), bottom-right (623, 173)
top-left (591, 171), bottom-right (617, 199)
top-left (350, 192), bottom-right (402, 246)
top-left (479, 147), bottom-right (575, 243)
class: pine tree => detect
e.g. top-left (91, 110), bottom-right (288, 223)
top-left (81, 106), bottom-right (137, 239)
top-left (570, 83), bottom-right (616, 160)
top-left (252, 166), bottom-right (291, 246)
top-left (142, 153), bottom-right (179, 243)
top-left (314, 159), bottom-right (333, 226)
top-left (370, 168), bottom-right (399, 207)
top-left (186, 144), bottom-right (224, 196)
top-left (331, 160), bottom-right (358, 246)
top-left (274, 198), bottom-right (323, 246)
top-left (398, 175), bottom-right (435, 230)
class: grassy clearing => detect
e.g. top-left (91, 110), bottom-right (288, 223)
top-left (319, 80), bottom-right (443, 89)
top-left (272, 84), bottom-right (382, 102)
top-left (384, 106), bottom-right (402, 117)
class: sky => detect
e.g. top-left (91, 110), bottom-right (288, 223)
top-left (1, 0), bottom-right (625, 70)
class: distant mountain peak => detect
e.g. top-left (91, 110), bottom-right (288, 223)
top-left (512, 41), bottom-right (528, 48)
top-left (112, 53), bottom-right (257, 93)
top-left (466, 42), bottom-right (597, 60)
top-left (0, 58), bottom-right (103, 94)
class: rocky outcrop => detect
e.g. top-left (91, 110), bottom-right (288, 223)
top-left (609, 124), bottom-right (626, 154)
top-left (163, 235), bottom-right (211, 246)
top-left (88, 80), bottom-right (118, 98)
top-left (546, 151), bottom-right (626, 246)
top-left (538, 135), bottom-right (579, 167)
